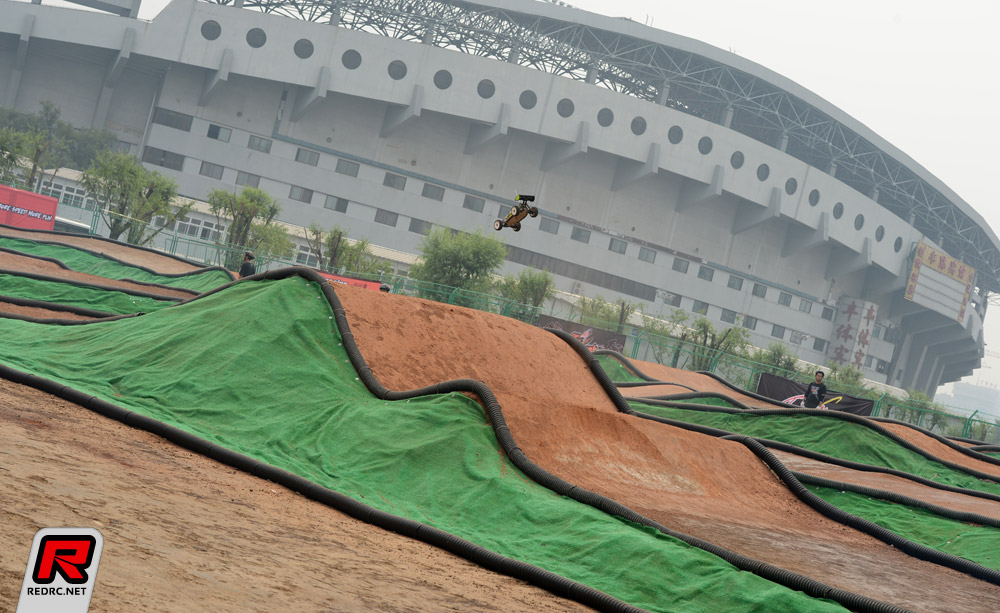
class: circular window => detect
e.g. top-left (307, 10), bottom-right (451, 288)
top-left (833, 202), bottom-right (844, 219)
top-left (342, 49), bottom-right (362, 69)
top-left (519, 90), bottom-right (537, 109)
top-left (293, 39), bottom-right (314, 59)
top-left (201, 20), bottom-right (221, 41)
top-left (698, 136), bottom-right (713, 155)
top-left (388, 60), bottom-right (407, 80)
top-left (668, 125), bottom-right (683, 144)
top-left (630, 117), bottom-right (647, 135)
top-left (477, 79), bottom-right (495, 99)
top-left (875, 225), bottom-right (885, 242)
top-left (730, 151), bottom-right (744, 169)
top-left (808, 189), bottom-right (820, 206)
top-left (854, 214), bottom-right (865, 230)
top-left (785, 178), bottom-right (798, 195)
top-left (246, 28), bottom-right (267, 48)
top-left (597, 108), bottom-right (614, 127)
top-left (433, 69), bottom-right (452, 90)
top-left (756, 164), bottom-right (770, 181)
top-left (556, 98), bottom-right (575, 118)
top-left (894, 237), bottom-right (903, 253)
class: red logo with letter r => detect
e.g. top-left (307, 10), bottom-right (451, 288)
top-left (31, 535), bottom-right (97, 585)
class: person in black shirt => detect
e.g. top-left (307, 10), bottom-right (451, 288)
top-left (803, 370), bottom-right (827, 408)
top-left (238, 251), bottom-right (256, 278)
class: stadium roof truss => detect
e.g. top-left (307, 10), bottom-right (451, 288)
top-left (206, 0), bottom-right (1000, 292)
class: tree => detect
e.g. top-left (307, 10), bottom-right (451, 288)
top-left (0, 128), bottom-right (26, 186)
top-left (305, 223), bottom-right (345, 272)
top-left (81, 151), bottom-right (184, 245)
top-left (641, 309), bottom-right (689, 365)
top-left (249, 223), bottom-right (294, 262)
top-left (676, 317), bottom-right (751, 371)
top-left (409, 227), bottom-right (506, 293)
top-left (578, 294), bottom-right (618, 328)
top-left (0, 101), bottom-right (115, 177)
top-left (207, 186), bottom-right (281, 271)
top-left (303, 223), bottom-right (392, 275)
top-left (496, 269), bottom-right (555, 307)
top-left (753, 342), bottom-right (800, 376)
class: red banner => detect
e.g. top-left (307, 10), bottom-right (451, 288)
top-left (317, 271), bottom-right (384, 291)
top-left (0, 185), bottom-right (57, 230)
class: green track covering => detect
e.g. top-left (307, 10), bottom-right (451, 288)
top-left (596, 355), bottom-right (646, 382)
top-left (0, 276), bottom-right (848, 612)
top-left (807, 485), bottom-right (1000, 571)
top-left (0, 272), bottom-right (175, 315)
top-left (631, 402), bottom-right (1000, 498)
top-left (0, 236), bottom-right (231, 293)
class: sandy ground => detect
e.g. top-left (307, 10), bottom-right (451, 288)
top-left (3, 230), bottom-right (1000, 611)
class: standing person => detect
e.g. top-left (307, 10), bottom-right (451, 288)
top-left (239, 251), bottom-right (256, 278)
top-left (803, 371), bottom-right (827, 408)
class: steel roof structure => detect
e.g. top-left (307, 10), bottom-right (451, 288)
top-left (206, 0), bottom-right (1000, 293)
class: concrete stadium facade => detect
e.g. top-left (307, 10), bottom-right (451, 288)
top-left (1, 0), bottom-right (996, 395)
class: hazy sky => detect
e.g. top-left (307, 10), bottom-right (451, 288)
top-left (36, 0), bottom-right (1000, 388)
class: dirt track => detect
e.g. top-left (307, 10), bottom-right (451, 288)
top-left (3, 233), bottom-right (1000, 611)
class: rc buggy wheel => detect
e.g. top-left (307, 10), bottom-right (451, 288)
top-left (493, 219), bottom-right (503, 231)
top-left (511, 206), bottom-right (519, 216)
top-left (528, 207), bottom-right (539, 217)
top-left (513, 222), bottom-right (522, 232)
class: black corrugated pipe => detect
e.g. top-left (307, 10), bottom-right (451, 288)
top-left (592, 349), bottom-right (658, 381)
top-left (722, 434), bottom-right (1000, 585)
top-left (630, 396), bottom-right (1000, 485)
top-left (792, 471), bottom-right (1000, 528)
top-left (869, 417), bottom-right (1000, 468)
top-left (0, 223), bottom-right (235, 281)
top-left (0, 267), bottom-right (184, 302)
top-left (0, 293), bottom-right (116, 319)
top-left (0, 267), bottom-right (910, 612)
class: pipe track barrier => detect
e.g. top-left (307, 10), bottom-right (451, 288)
top-left (869, 417), bottom-right (1000, 468)
top-left (792, 472), bottom-right (1000, 528)
top-left (0, 268), bottom-right (185, 302)
top-left (546, 331), bottom-right (908, 612)
top-left (716, 434), bottom-right (1000, 585)
top-left (0, 223), bottom-right (236, 281)
top-left (629, 396), bottom-right (1000, 486)
top-left (0, 293), bottom-right (117, 319)
top-left (593, 349), bottom-right (659, 381)
top-left (0, 267), bottom-right (917, 612)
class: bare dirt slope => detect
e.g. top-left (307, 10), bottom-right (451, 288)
top-left (337, 285), bottom-right (1000, 613)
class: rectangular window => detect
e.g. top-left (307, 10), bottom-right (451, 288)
top-left (752, 283), bottom-right (767, 298)
top-left (570, 227), bottom-right (591, 243)
top-left (873, 325), bottom-right (883, 339)
top-left (151, 107), bottom-right (193, 131)
top-left (727, 275), bottom-right (744, 290)
top-left (662, 291), bottom-right (682, 308)
top-left (296, 148), bottom-right (320, 166)
top-left (289, 185), bottom-right (313, 203)
top-left (813, 338), bottom-right (828, 352)
top-left (374, 208), bottom-right (398, 226)
top-left (235, 171), bottom-right (260, 188)
top-left (821, 306), bottom-right (835, 320)
top-left (778, 291), bottom-right (792, 307)
top-left (421, 183), bottom-right (445, 201)
top-left (790, 331), bottom-right (805, 345)
top-left (325, 195), bottom-right (348, 213)
top-left (608, 237), bottom-right (627, 254)
top-left (864, 355), bottom-right (874, 367)
top-left (207, 124), bottom-right (231, 142)
top-left (540, 217), bottom-right (560, 234)
top-left (248, 135), bottom-right (272, 153)
top-left (771, 324), bottom-right (785, 339)
top-left (638, 246), bottom-right (656, 263)
top-left (799, 299), bottom-right (813, 314)
top-left (296, 245), bottom-right (319, 268)
top-left (743, 316), bottom-right (758, 331)
top-left (200, 220), bottom-right (222, 241)
top-left (408, 218), bottom-right (432, 235)
top-left (463, 195), bottom-right (485, 213)
top-left (199, 161), bottom-right (224, 180)
top-left (720, 308), bottom-right (737, 324)
top-left (383, 172), bottom-right (406, 190)
top-left (335, 158), bottom-right (360, 177)
top-left (141, 146), bottom-right (185, 171)
top-left (177, 215), bottom-right (201, 237)
top-left (697, 266), bottom-right (715, 282)
top-left (692, 300), bottom-right (709, 315)
top-left (876, 359), bottom-right (889, 375)
top-left (672, 258), bottom-right (690, 273)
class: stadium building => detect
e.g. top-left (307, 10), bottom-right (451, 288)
top-left (2, 0), bottom-right (997, 395)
